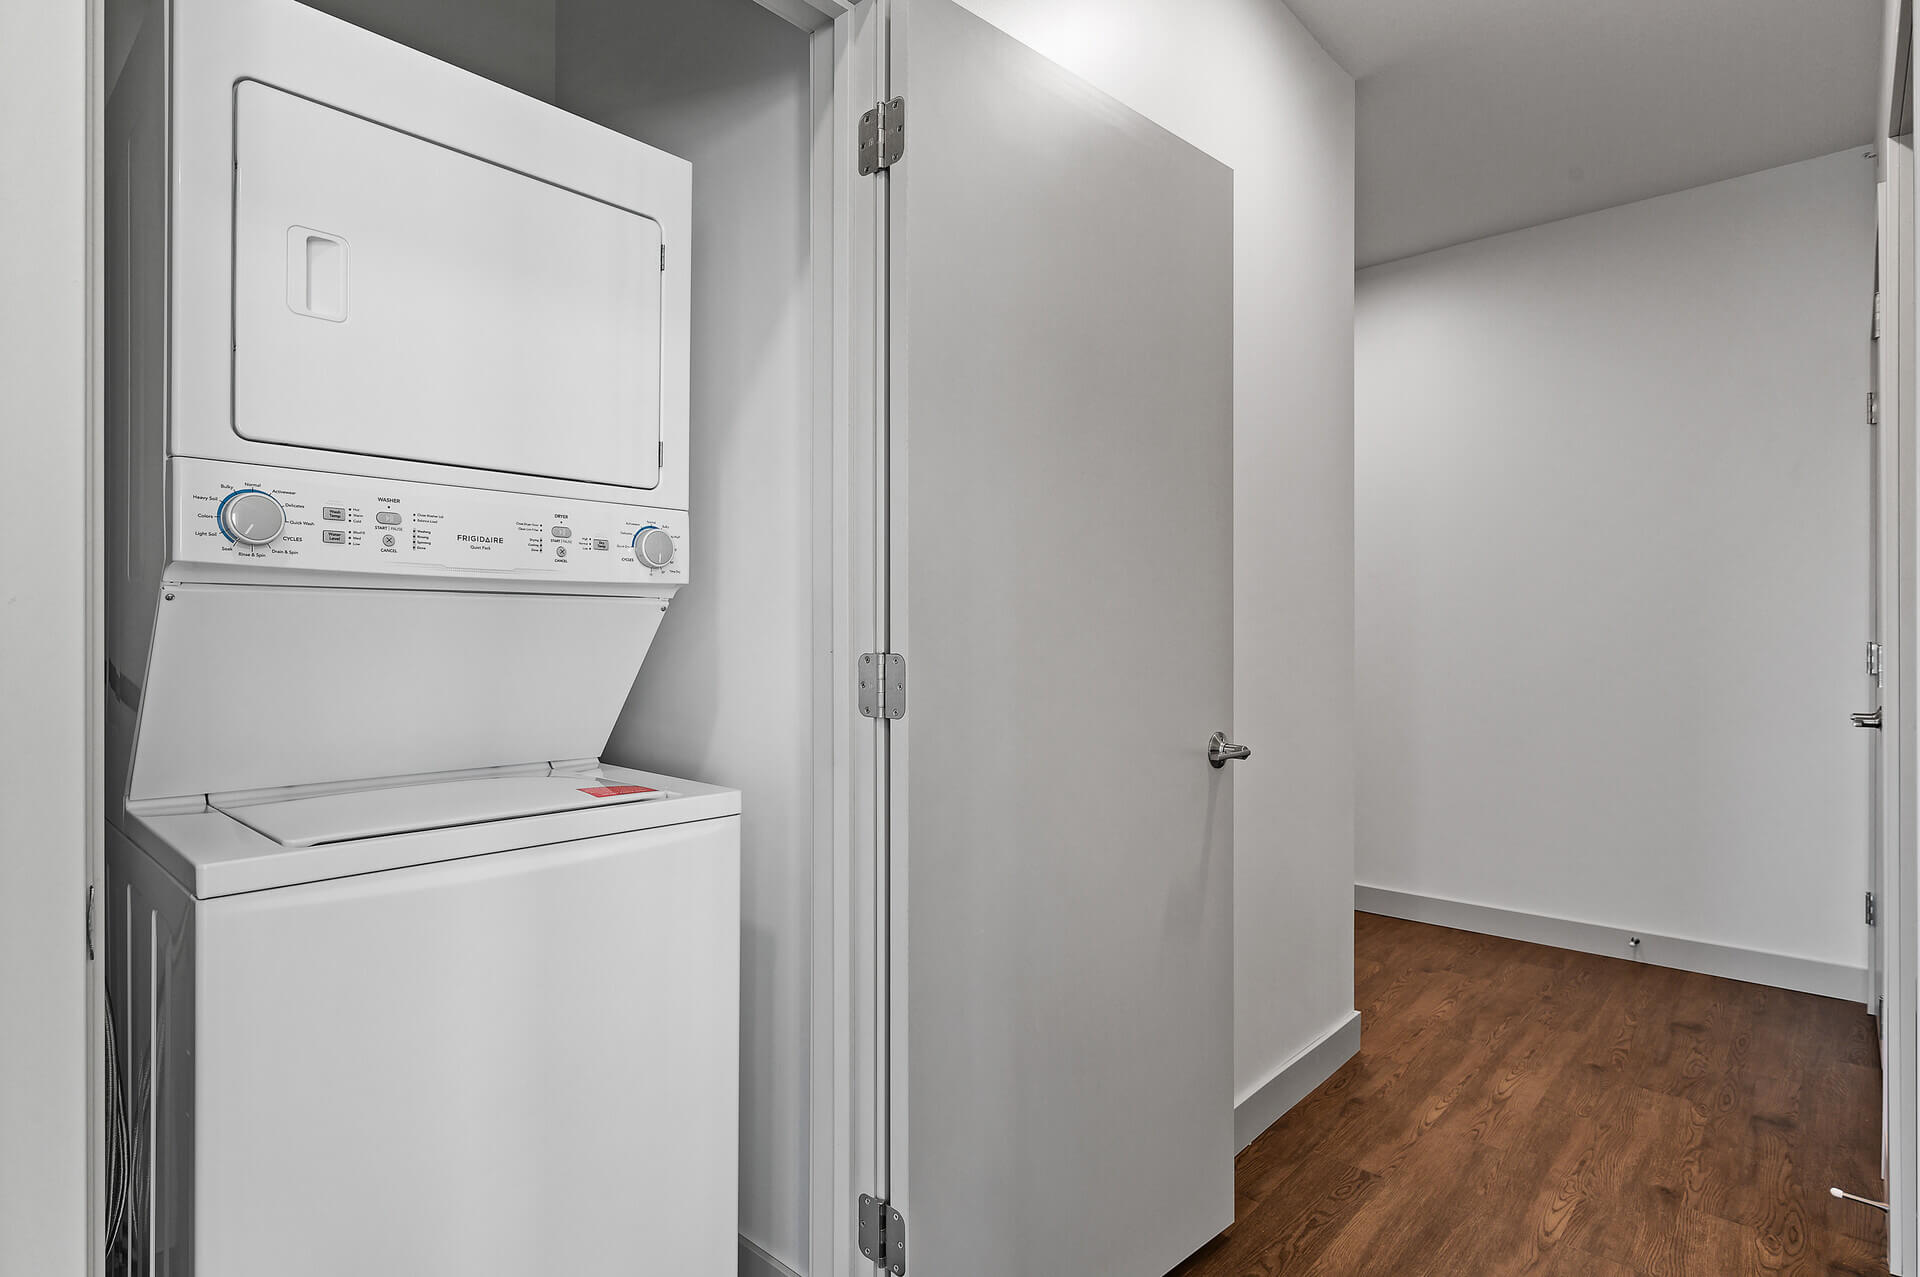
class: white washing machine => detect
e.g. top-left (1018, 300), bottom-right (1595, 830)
top-left (110, 764), bottom-right (739, 1275)
top-left (103, 1), bottom-right (736, 1273)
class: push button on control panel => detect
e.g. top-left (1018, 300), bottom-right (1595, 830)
top-left (322, 529), bottom-right (346, 545)
top-left (375, 511), bottom-right (403, 526)
top-left (322, 506), bottom-right (346, 521)
top-left (551, 526), bottom-right (572, 540)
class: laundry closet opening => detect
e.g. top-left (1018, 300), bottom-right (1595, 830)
top-left (108, 0), bottom-right (823, 1270)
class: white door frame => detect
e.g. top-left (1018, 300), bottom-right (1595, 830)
top-left (735, 8), bottom-right (880, 1277)
top-left (734, 16), bottom-right (881, 1277)
top-left (797, 5), bottom-right (887, 1277)
top-left (1890, 128), bottom-right (1920, 1277)
top-left (1878, 5), bottom-right (1918, 1266)
top-left (1, 2), bottom-right (105, 1276)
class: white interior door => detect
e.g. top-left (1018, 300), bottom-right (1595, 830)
top-left (1875, 179), bottom-right (1893, 1062)
top-left (1887, 132), bottom-right (1919, 1277)
top-left (859, 2), bottom-right (1238, 1272)
top-left (1873, 175), bottom-right (1903, 1215)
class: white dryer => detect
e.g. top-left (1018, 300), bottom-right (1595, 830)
top-left (110, 764), bottom-right (739, 1275)
top-left (106, 0), bottom-right (696, 816)
top-left (103, 0), bottom-right (735, 1273)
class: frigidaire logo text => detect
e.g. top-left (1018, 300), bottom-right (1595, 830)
top-left (458, 534), bottom-right (505, 544)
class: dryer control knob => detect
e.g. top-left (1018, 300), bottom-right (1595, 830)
top-left (634, 526), bottom-right (675, 569)
top-left (218, 489), bottom-right (285, 547)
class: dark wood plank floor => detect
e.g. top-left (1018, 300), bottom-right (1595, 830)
top-left (1173, 912), bottom-right (1888, 1277)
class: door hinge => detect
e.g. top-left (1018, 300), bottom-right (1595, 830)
top-left (858, 652), bottom-right (907, 720)
top-left (859, 97), bottom-right (906, 175)
top-left (859, 1194), bottom-right (907, 1275)
top-left (1874, 290), bottom-right (1884, 340)
top-left (660, 243), bottom-right (667, 272)
top-left (1867, 891), bottom-right (1878, 927)
top-left (1870, 641), bottom-right (1885, 680)
top-left (1870, 391), bottom-right (1880, 425)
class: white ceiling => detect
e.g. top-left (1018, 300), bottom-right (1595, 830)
top-left (1285, 0), bottom-right (1883, 266)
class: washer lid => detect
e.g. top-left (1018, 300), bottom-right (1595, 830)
top-left (215, 772), bottom-right (669, 847)
top-left (132, 766), bottom-right (740, 899)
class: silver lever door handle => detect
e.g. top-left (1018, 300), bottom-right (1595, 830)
top-left (1854, 709), bottom-right (1884, 730)
top-left (1208, 732), bottom-right (1251, 767)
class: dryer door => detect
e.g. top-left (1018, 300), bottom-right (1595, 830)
top-left (231, 81), bottom-right (664, 490)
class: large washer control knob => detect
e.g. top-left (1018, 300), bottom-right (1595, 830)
top-left (218, 489), bottom-right (286, 546)
top-left (634, 526), bottom-right (675, 569)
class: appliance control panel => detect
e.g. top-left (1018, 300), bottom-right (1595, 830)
top-left (170, 458), bottom-right (687, 585)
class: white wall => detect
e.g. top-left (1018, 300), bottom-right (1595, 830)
top-left (1356, 149), bottom-right (1876, 981)
top-left (553, 4), bottom-right (816, 1272)
top-left (947, 0), bottom-right (1358, 1119)
top-left (296, 0), bottom-right (556, 100)
top-left (1, 1), bottom-right (96, 1275)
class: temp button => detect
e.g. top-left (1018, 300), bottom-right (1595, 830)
top-left (375, 511), bottom-right (403, 526)
top-left (322, 506), bottom-right (346, 521)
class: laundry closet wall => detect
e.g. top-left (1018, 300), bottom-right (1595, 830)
top-left (555, 2), bottom-right (815, 1271)
top-left (291, 0), bottom-right (557, 99)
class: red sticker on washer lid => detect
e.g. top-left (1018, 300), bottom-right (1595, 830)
top-left (578, 784), bottom-right (657, 798)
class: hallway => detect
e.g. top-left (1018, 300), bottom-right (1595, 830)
top-left (1175, 913), bottom-right (1888, 1276)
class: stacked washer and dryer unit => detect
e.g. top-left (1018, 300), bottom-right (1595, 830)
top-left (106, 1), bottom-right (739, 1273)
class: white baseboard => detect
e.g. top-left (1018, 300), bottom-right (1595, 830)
top-left (740, 1235), bottom-right (803, 1277)
top-left (1355, 884), bottom-right (1868, 1004)
top-left (1233, 1009), bottom-right (1363, 1151)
